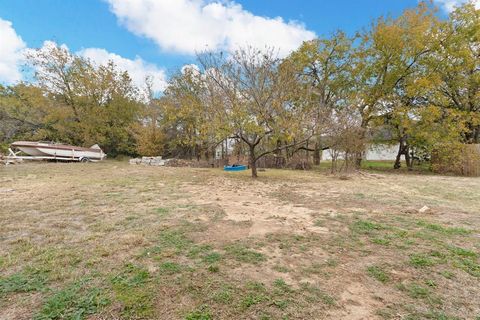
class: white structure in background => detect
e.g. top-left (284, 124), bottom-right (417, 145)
top-left (215, 138), bottom-right (236, 160)
top-left (213, 139), bottom-right (399, 162)
top-left (322, 144), bottom-right (399, 161)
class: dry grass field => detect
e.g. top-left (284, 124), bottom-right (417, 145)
top-left (1, 161), bottom-right (479, 319)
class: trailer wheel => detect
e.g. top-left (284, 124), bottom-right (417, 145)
top-left (80, 157), bottom-right (90, 163)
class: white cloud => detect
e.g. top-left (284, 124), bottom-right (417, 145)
top-left (78, 48), bottom-right (167, 92)
top-left (22, 40), bottom-right (167, 93)
top-left (0, 18), bottom-right (26, 83)
top-left (181, 63), bottom-right (200, 74)
top-left (433, 0), bottom-right (480, 12)
top-left (106, 0), bottom-right (316, 56)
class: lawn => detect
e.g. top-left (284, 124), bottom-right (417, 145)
top-left (1, 161), bottom-right (479, 319)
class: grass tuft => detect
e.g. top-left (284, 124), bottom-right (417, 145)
top-left (155, 207), bottom-right (170, 216)
top-left (409, 253), bottom-right (437, 268)
top-left (159, 261), bottom-right (182, 275)
top-left (351, 220), bottom-right (385, 234)
top-left (185, 306), bottom-right (212, 320)
top-left (367, 265), bottom-right (390, 283)
top-left (111, 264), bottom-right (154, 318)
top-left (224, 244), bottom-right (266, 264)
top-left (0, 268), bottom-right (48, 295)
top-left (417, 221), bottom-right (470, 236)
top-left (35, 278), bottom-right (109, 320)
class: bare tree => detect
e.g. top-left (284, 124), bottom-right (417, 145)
top-left (197, 47), bottom-right (316, 177)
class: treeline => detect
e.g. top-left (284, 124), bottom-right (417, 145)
top-left (0, 2), bottom-right (478, 177)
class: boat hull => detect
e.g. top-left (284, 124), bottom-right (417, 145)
top-left (35, 147), bottom-right (103, 160)
top-left (11, 141), bottom-right (105, 160)
top-left (17, 146), bottom-right (48, 156)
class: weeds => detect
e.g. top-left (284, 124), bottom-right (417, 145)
top-left (409, 253), bottom-right (436, 268)
top-left (416, 221), bottom-right (470, 236)
top-left (367, 265), bottom-right (390, 283)
top-left (0, 267), bottom-right (48, 294)
top-left (351, 220), bottom-right (386, 234)
top-left (224, 244), bottom-right (266, 264)
top-left (35, 278), bottom-right (109, 320)
top-left (185, 306), bottom-right (212, 320)
top-left (111, 264), bottom-right (155, 318)
top-left (159, 261), bottom-right (182, 275)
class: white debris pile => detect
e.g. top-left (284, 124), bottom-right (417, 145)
top-left (418, 205), bottom-right (431, 214)
top-left (129, 156), bottom-right (166, 166)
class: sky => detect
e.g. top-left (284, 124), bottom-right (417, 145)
top-left (0, 0), bottom-right (477, 92)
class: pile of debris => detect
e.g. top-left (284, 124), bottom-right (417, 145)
top-left (128, 156), bottom-right (218, 168)
top-left (129, 156), bottom-right (166, 166)
top-left (164, 158), bottom-right (212, 168)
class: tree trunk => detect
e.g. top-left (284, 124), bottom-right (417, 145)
top-left (405, 146), bottom-right (413, 171)
top-left (394, 141), bottom-right (404, 169)
top-left (314, 141), bottom-right (321, 166)
top-left (275, 140), bottom-right (282, 168)
top-left (355, 154), bottom-right (363, 168)
top-left (394, 136), bottom-right (411, 170)
top-left (249, 145), bottom-right (257, 178)
top-left (305, 140), bottom-right (309, 163)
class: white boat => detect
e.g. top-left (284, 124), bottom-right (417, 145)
top-left (9, 141), bottom-right (106, 162)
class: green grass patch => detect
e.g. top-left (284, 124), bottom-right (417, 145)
top-left (424, 279), bottom-right (437, 288)
top-left (362, 160), bottom-right (396, 169)
top-left (370, 237), bottom-right (391, 246)
top-left (409, 253), bottom-right (435, 268)
top-left (272, 299), bottom-right (289, 310)
top-left (398, 282), bottom-right (431, 299)
top-left (417, 221), bottom-right (470, 236)
top-left (299, 283), bottom-right (336, 306)
top-left (405, 309), bottom-right (461, 320)
top-left (367, 265), bottom-right (390, 283)
top-left (111, 263), bottom-right (150, 287)
top-left (440, 270), bottom-right (455, 279)
top-left (0, 267), bottom-right (48, 295)
top-left (456, 258), bottom-right (480, 277)
top-left (35, 278), bottom-right (109, 320)
top-left (224, 244), bottom-right (266, 264)
top-left (185, 305), bottom-right (212, 320)
top-left (187, 244), bottom-right (222, 266)
top-left (273, 278), bottom-right (292, 294)
top-left (155, 207), bottom-right (170, 216)
top-left (111, 264), bottom-right (155, 318)
top-left (447, 246), bottom-right (477, 258)
top-left (159, 261), bottom-right (182, 275)
top-left (202, 252), bottom-right (222, 264)
top-left (351, 220), bottom-right (386, 234)
top-left (211, 287), bottom-right (233, 304)
top-left (207, 265), bottom-right (220, 273)
top-left (158, 229), bottom-right (193, 253)
top-left (188, 244), bottom-right (213, 259)
top-left (240, 293), bottom-right (268, 309)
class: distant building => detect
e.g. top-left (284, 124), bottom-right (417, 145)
top-left (321, 143), bottom-right (399, 161)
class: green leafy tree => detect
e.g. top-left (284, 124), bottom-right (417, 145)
top-left (352, 3), bottom-right (439, 166)
top-left (425, 2), bottom-right (480, 143)
top-left (25, 43), bottom-right (142, 155)
top-left (286, 31), bottom-right (354, 165)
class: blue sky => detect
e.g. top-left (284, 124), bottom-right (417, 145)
top-left (0, 0), bottom-right (470, 90)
